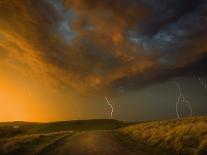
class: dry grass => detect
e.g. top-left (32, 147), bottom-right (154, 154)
top-left (0, 127), bottom-right (23, 139)
top-left (119, 116), bottom-right (207, 155)
top-left (0, 131), bottom-right (74, 155)
top-left (0, 119), bottom-right (123, 154)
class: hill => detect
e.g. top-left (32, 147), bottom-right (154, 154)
top-left (1, 117), bottom-right (207, 155)
top-left (0, 119), bottom-right (123, 138)
top-left (0, 119), bottom-right (124, 155)
top-left (118, 116), bottom-right (207, 155)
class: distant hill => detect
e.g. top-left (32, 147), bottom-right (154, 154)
top-left (0, 119), bottom-right (124, 138)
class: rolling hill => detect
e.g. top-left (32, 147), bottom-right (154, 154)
top-left (118, 116), bottom-right (207, 155)
top-left (0, 117), bottom-right (207, 154)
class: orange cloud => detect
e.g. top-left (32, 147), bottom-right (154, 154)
top-left (0, 0), bottom-right (207, 96)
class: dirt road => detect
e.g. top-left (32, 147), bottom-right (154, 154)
top-left (39, 131), bottom-right (148, 155)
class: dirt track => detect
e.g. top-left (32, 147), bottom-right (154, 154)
top-left (38, 131), bottom-right (148, 155)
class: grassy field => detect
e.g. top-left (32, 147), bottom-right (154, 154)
top-left (0, 119), bottom-right (123, 138)
top-left (118, 116), bottom-right (207, 155)
top-left (0, 119), bottom-right (123, 155)
top-left (1, 117), bottom-right (207, 155)
top-left (0, 131), bottom-right (75, 155)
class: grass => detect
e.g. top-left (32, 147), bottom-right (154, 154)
top-left (118, 116), bottom-right (207, 155)
top-left (27, 119), bottom-right (124, 133)
top-left (0, 119), bottom-right (124, 155)
top-left (2, 117), bottom-right (206, 155)
top-left (0, 127), bottom-right (23, 139)
top-left (0, 131), bottom-right (75, 155)
top-left (0, 119), bottom-right (123, 138)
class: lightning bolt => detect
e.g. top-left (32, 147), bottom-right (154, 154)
top-left (173, 81), bottom-right (193, 119)
top-left (198, 76), bottom-right (207, 90)
top-left (104, 96), bottom-right (114, 119)
top-left (108, 96), bottom-right (113, 105)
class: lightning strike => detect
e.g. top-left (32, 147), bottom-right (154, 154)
top-left (198, 76), bottom-right (207, 90)
top-left (108, 96), bottom-right (113, 105)
top-left (173, 82), bottom-right (193, 119)
top-left (104, 96), bottom-right (114, 119)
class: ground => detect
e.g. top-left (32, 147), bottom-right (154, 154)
top-left (0, 117), bottom-right (206, 155)
top-left (39, 131), bottom-right (148, 155)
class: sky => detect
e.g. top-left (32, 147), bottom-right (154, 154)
top-left (0, 0), bottom-right (207, 122)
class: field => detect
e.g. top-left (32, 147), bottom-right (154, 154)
top-left (0, 119), bottom-right (123, 136)
top-left (0, 117), bottom-right (207, 155)
top-left (0, 131), bottom-right (75, 155)
top-left (118, 116), bottom-right (207, 155)
top-left (0, 119), bottom-right (123, 155)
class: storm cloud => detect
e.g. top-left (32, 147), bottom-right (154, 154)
top-left (0, 0), bottom-right (207, 95)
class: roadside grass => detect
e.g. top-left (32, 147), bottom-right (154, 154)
top-left (118, 116), bottom-right (207, 155)
top-left (0, 127), bottom-right (23, 139)
top-left (0, 131), bottom-right (75, 155)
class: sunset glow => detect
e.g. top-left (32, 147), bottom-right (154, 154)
top-left (0, 0), bottom-right (206, 122)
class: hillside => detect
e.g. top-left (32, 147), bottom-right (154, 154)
top-left (0, 119), bottom-right (124, 155)
top-left (0, 131), bottom-right (75, 155)
top-left (118, 116), bottom-right (207, 155)
top-left (1, 117), bottom-right (207, 155)
top-left (0, 119), bottom-right (123, 138)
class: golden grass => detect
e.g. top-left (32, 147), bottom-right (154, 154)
top-left (0, 130), bottom-right (74, 154)
top-left (119, 116), bottom-right (207, 155)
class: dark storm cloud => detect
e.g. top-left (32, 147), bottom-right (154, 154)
top-left (112, 54), bottom-right (207, 91)
top-left (0, 0), bottom-right (207, 95)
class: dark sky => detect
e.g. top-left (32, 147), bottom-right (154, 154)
top-left (0, 0), bottom-right (206, 121)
